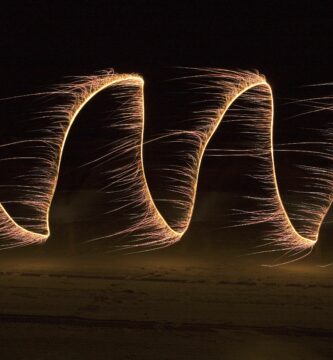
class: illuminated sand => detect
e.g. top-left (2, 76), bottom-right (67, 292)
top-left (0, 243), bottom-right (333, 359)
top-left (2, 69), bottom-right (332, 262)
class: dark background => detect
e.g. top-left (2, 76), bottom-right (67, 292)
top-left (0, 1), bottom-right (332, 96)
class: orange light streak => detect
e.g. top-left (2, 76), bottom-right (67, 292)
top-left (0, 69), bottom-right (330, 263)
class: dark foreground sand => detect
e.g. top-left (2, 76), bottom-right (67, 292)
top-left (0, 237), bottom-right (333, 360)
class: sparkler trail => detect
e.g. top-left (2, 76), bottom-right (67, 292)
top-left (0, 69), bottom-right (331, 262)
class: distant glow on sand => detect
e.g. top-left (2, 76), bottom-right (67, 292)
top-left (0, 69), bottom-right (330, 262)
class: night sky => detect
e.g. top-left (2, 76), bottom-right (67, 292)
top-left (1, 1), bottom-right (332, 95)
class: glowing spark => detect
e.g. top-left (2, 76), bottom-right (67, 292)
top-left (0, 69), bottom-right (331, 263)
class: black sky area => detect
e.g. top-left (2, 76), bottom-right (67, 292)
top-left (0, 1), bottom-right (332, 96)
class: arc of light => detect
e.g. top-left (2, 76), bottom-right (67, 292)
top-left (0, 70), bottom-right (321, 256)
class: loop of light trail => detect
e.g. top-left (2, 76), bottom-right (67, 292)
top-left (0, 69), bottom-right (331, 263)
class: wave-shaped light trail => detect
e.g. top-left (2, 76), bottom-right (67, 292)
top-left (0, 69), bottom-right (331, 262)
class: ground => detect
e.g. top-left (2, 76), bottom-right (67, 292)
top-left (0, 234), bottom-right (333, 360)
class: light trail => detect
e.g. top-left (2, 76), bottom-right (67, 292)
top-left (0, 69), bottom-right (331, 263)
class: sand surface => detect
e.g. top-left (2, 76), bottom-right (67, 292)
top-left (0, 242), bottom-right (333, 359)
